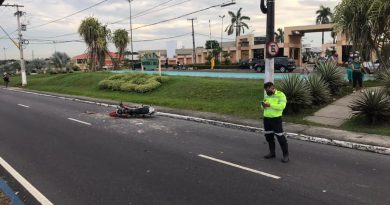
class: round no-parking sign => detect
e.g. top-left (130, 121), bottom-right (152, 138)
top-left (266, 42), bottom-right (279, 58)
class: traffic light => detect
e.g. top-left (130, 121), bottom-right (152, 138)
top-left (0, 0), bottom-right (4, 6)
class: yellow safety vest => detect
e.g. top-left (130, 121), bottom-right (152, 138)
top-left (261, 90), bottom-right (287, 118)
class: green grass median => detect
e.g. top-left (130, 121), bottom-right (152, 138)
top-left (10, 72), bottom-right (264, 119)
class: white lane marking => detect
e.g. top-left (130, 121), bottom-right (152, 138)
top-left (198, 154), bottom-right (281, 179)
top-left (17, 104), bottom-right (30, 108)
top-left (68, 118), bottom-right (91, 126)
top-left (0, 157), bottom-right (54, 205)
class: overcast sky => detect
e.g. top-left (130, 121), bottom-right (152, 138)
top-left (0, 0), bottom-right (340, 59)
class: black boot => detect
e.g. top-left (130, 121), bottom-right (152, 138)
top-left (281, 155), bottom-right (289, 163)
top-left (264, 141), bottom-right (276, 159)
top-left (277, 134), bottom-right (289, 163)
top-left (280, 141), bottom-right (289, 163)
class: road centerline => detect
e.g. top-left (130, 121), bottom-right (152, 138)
top-left (17, 104), bottom-right (30, 108)
top-left (68, 118), bottom-right (92, 126)
top-left (198, 154), bottom-right (281, 179)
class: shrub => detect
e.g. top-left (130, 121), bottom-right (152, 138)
top-left (99, 74), bottom-right (166, 93)
top-left (307, 74), bottom-right (331, 105)
top-left (134, 80), bottom-right (161, 93)
top-left (72, 65), bottom-right (80, 71)
top-left (278, 74), bottom-right (312, 113)
top-left (98, 80), bottom-right (113, 89)
top-left (315, 62), bottom-right (345, 95)
top-left (111, 80), bottom-right (126, 91)
top-left (49, 70), bottom-right (58, 75)
top-left (108, 74), bottom-right (127, 80)
top-left (349, 88), bottom-right (390, 124)
top-left (132, 77), bottom-right (148, 85)
top-left (120, 82), bottom-right (137, 92)
top-left (376, 68), bottom-right (390, 94)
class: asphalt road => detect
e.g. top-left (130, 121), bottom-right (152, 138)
top-left (0, 88), bottom-right (389, 205)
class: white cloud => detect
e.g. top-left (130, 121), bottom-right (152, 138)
top-left (0, 0), bottom-right (341, 59)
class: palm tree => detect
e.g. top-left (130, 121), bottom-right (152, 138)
top-left (78, 17), bottom-right (110, 71)
top-left (50, 52), bottom-right (70, 71)
top-left (96, 24), bottom-right (111, 70)
top-left (275, 28), bottom-right (284, 43)
top-left (79, 17), bottom-right (100, 71)
top-left (225, 8), bottom-right (250, 39)
top-left (112, 29), bottom-right (129, 67)
top-left (331, 31), bottom-right (336, 44)
top-left (316, 5), bottom-right (332, 44)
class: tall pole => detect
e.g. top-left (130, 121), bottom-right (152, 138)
top-left (15, 6), bottom-right (27, 86)
top-left (128, 0), bottom-right (134, 69)
top-left (53, 41), bottom-right (57, 53)
top-left (3, 47), bottom-right (6, 61)
top-left (188, 18), bottom-right (197, 64)
top-left (219, 15), bottom-right (225, 62)
top-left (1, 4), bottom-right (27, 85)
top-left (261, 0), bottom-right (275, 83)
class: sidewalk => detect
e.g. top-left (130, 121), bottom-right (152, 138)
top-left (304, 87), bottom-right (380, 127)
top-left (5, 87), bottom-right (390, 153)
top-left (304, 93), bottom-right (356, 127)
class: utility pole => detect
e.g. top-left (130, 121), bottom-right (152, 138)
top-left (188, 18), bottom-right (197, 64)
top-left (261, 0), bottom-right (276, 84)
top-left (53, 41), bottom-right (57, 53)
top-left (3, 47), bottom-right (6, 61)
top-left (1, 3), bottom-right (27, 86)
top-left (219, 15), bottom-right (225, 62)
top-left (128, 0), bottom-right (134, 69)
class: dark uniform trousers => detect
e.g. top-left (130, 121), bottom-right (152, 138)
top-left (263, 117), bottom-right (289, 156)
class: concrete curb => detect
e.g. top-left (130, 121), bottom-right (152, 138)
top-left (5, 88), bottom-right (390, 156)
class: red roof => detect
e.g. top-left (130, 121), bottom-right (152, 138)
top-left (73, 52), bottom-right (121, 59)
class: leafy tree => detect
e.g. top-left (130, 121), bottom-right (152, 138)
top-left (222, 52), bottom-right (231, 65)
top-left (225, 8), bottom-right (250, 39)
top-left (28, 59), bottom-right (47, 71)
top-left (205, 40), bottom-right (220, 49)
top-left (316, 5), bottom-right (332, 44)
top-left (205, 40), bottom-right (221, 64)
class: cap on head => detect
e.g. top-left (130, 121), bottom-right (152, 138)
top-left (264, 82), bottom-right (274, 89)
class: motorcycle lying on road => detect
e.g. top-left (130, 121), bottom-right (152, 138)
top-left (109, 102), bottom-right (156, 118)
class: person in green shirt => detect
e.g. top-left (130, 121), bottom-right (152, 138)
top-left (352, 57), bottom-right (363, 92)
top-left (261, 82), bottom-right (289, 163)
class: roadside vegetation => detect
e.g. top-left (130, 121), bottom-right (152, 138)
top-left (0, 191), bottom-right (11, 205)
top-left (99, 74), bottom-right (168, 93)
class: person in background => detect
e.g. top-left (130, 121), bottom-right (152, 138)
top-left (210, 57), bottom-right (215, 70)
top-left (352, 56), bottom-right (364, 92)
top-left (347, 52), bottom-right (354, 84)
top-left (3, 72), bottom-right (10, 88)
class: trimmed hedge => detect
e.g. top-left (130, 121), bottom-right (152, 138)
top-left (99, 73), bottom-right (168, 93)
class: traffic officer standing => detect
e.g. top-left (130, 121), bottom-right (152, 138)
top-left (261, 82), bottom-right (289, 163)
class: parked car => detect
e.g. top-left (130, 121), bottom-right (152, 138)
top-left (362, 60), bottom-right (380, 74)
top-left (254, 57), bottom-right (296, 73)
top-left (240, 58), bottom-right (262, 69)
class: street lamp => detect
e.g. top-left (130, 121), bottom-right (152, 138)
top-left (127, 0), bottom-right (134, 70)
top-left (221, 0), bottom-right (236, 7)
top-left (219, 15), bottom-right (225, 62)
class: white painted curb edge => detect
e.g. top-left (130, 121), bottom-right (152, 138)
top-left (6, 88), bottom-right (390, 156)
top-left (0, 157), bottom-right (53, 205)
